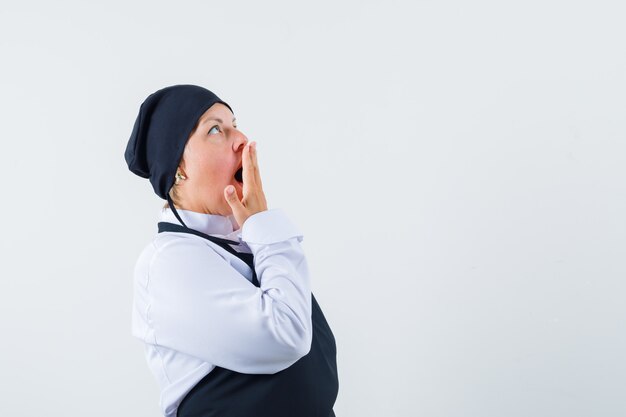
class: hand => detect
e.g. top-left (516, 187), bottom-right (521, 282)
top-left (224, 141), bottom-right (268, 228)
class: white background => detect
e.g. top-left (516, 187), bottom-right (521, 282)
top-left (1, 1), bottom-right (624, 416)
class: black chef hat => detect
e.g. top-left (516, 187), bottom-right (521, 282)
top-left (125, 84), bottom-right (234, 228)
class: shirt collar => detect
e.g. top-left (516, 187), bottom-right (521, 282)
top-left (160, 207), bottom-right (242, 239)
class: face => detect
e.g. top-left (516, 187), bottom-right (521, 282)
top-left (176, 103), bottom-right (249, 215)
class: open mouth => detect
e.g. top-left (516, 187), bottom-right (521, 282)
top-left (234, 166), bottom-right (243, 184)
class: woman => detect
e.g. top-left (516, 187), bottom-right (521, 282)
top-left (124, 84), bottom-right (339, 417)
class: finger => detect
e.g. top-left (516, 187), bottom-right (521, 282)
top-left (251, 142), bottom-right (263, 189)
top-left (242, 142), bottom-right (256, 193)
top-left (224, 185), bottom-right (244, 214)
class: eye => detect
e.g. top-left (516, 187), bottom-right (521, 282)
top-left (208, 125), bottom-right (220, 135)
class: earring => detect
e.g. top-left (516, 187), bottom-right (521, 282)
top-left (175, 171), bottom-right (186, 184)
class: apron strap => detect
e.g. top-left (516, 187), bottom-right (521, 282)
top-left (158, 221), bottom-right (241, 246)
top-left (157, 221), bottom-right (260, 287)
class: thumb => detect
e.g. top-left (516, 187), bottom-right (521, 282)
top-left (224, 185), bottom-right (244, 214)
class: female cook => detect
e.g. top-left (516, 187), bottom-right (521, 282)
top-left (124, 84), bottom-right (339, 417)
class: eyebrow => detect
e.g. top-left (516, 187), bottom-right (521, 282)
top-left (201, 116), bottom-right (237, 125)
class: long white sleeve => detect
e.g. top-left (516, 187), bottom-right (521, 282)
top-left (145, 208), bottom-right (313, 375)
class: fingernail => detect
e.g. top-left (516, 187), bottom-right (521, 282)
top-left (227, 186), bottom-right (234, 194)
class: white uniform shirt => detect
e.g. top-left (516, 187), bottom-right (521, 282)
top-left (131, 207), bottom-right (313, 417)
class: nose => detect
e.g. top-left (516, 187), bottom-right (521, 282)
top-left (234, 131), bottom-right (249, 151)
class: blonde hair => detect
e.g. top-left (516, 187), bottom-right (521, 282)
top-left (163, 119), bottom-right (198, 210)
top-left (162, 185), bottom-right (181, 210)
top-left (162, 163), bottom-right (186, 210)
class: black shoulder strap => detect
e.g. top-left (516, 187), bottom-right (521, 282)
top-left (157, 222), bottom-right (242, 246)
top-left (157, 221), bottom-right (260, 287)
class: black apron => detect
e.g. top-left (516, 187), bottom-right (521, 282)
top-left (157, 222), bottom-right (339, 417)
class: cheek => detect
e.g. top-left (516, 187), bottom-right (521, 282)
top-left (190, 157), bottom-right (231, 183)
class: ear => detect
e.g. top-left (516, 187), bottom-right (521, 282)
top-left (177, 154), bottom-right (187, 177)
